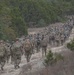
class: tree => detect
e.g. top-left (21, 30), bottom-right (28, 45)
top-left (38, 19), bottom-right (46, 27)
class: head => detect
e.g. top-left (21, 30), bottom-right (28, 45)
top-left (15, 38), bottom-right (19, 42)
top-left (26, 39), bottom-right (30, 43)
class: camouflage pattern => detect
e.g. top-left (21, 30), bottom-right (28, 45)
top-left (60, 34), bottom-right (65, 45)
top-left (41, 37), bottom-right (48, 57)
top-left (35, 34), bottom-right (41, 52)
top-left (23, 39), bottom-right (32, 62)
top-left (5, 42), bottom-right (11, 63)
top-left (11, 41), bottom-right (22, 69)
top-left (0, 41), bottom-right (7, 70)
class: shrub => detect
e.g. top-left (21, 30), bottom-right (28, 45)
top-left (44, 50), bottom-right (54, 66)
top-left (67, 39), bottom-right (74, 51)
top-left (54, 53), bottom-right (64, 62)
top-left (44, 50), bottom-right (64, 67)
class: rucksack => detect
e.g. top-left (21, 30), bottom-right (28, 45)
top-left (13, 47), bottom-right (21, 55)
top-left (24, 40), bottom-right (32, 51)
top-left (25, 40), bottom-right (31, 47)
top-left (41, 39), bottom-right (47, 47)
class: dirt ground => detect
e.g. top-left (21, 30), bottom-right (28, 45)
top-left (0, 22), bottom-right (74, 75)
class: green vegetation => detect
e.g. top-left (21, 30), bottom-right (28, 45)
top-left (0, 0), bottom-right (74, 40)
top-left (0, 0), bottom-right (28, 40)
top-left (67, 39), bottom-right (74, 51)
top-left (44, 50), bottom-right (64, 66)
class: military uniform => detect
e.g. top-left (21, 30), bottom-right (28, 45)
top-left (36, 34), bottom-right (41, 52)
top-left (55, 34), bottom-right (60, 46)
top-left (23, 39), bottom-right (32, 62)
top-left (60, 34), bottom-right (65, 45)
top-left (5, 42), bottom-right (11, 63)
top-left (0, 41), bottom-right (7, 70)
top-left (41, 37), bottom-right (48, 56)
top-left (11, 40), bottom-right (22, 69)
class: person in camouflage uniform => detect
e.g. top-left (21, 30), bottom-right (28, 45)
top-left (49, 33), bottom-right (55, 46)
top-left (0, 40), bottom-right (7, 71)
top-left (36, 33), bottom-right (41, 52)
top-left (11, 39), bottom-right (22, 69)
top-left (41, 34), bottom-right (44, 40)
top-left (5, 41), bottom-right (11, 63)
top-left (30, 36), bottom-right (35, 54)
top-left (41, 36), bottom-right (48, 57)
top-left (60, 33), bottom-right (65, 45)
top-left (23, 39), bottom-right (32, 62)
top-left (55, 34), bottom-right (60, 46)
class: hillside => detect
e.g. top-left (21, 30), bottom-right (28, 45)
top-left (19, 50), bottom-right (74, 75)
top-left (19, 25), bottom-right (74, 75)
top-left (0, 0), bottom-right (74, 40)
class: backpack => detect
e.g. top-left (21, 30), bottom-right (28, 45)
top-left (41, 39), bottom-right (47, 47)
top-left (13, 47), bottom-right (21, 55)
top-left (24, 40), bottom-right (32, 51)
top-left (25, 40), bottom-right (31, 47)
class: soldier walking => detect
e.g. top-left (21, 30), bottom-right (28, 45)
top-left (0, 40), bottom-right (7, 71)
top-left (11, 39), bottom-right (22, 69)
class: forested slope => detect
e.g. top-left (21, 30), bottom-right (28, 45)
top-left (0, 0), bottom-right (74, 40)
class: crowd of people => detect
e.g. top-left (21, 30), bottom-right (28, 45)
top-left (0, 16), bottom-right (74, 71)
top-left (48, 18), bottom-right (74, 46)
